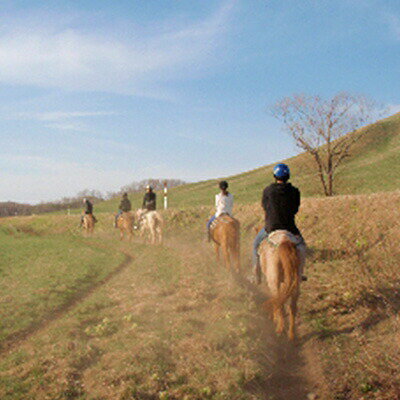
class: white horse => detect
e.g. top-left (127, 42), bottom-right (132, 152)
top-left (135, 209), bottom-right (163, 244)
top-left (258, 230), bottom-right (306, 341)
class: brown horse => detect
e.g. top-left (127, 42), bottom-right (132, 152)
top-left (116, 211), bottom-right (134, 241)
top-left (258, 230), bottom-right (305, 341)
top-left (82, 214), bottom-right (95, 236)
top-left (210, 214), bottom-right (240, 273)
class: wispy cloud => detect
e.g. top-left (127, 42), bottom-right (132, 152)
top-left (0, 154), bottom-right (135, 203)
top-left (387, 104), bottom-right (400, 115)
top-left (15, 110), bottom-right (117, 121)
top-left (0, 1), bottom-right (235, 97)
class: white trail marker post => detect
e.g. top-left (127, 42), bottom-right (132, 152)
top-left (164, 182), bottom-right (168, 210)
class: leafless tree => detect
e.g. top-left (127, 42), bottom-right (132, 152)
top-left (272, 92), bottom-right (382, 196)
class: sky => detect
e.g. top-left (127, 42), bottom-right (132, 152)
top-left (0, 0), bottom-right (399, 203)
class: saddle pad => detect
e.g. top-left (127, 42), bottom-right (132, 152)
top-left (210, 214), bottom-right (231, 231)
top-left (266, 230), bottom-right (304, 247)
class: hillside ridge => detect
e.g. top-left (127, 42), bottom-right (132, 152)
top-left (95, 112), bottom-right (400, 212)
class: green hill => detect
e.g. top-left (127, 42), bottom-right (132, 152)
top-left (96, 112), bottom-right (400, 213)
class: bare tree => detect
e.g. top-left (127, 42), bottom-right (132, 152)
top-left (272, 92), bottom-right (381, 196)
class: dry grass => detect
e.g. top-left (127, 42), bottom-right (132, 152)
top-left (230, 191), bottom-right (400, 400)
top-left (1, 191), bottom-right (399, 399)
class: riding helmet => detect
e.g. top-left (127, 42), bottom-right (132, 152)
top-left (273, 163), bottom-right (290, 181)
top-left (219, 180), bottom-right (228, 190)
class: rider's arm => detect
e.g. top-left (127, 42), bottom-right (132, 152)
top-left (261, 187), bottom-right (269, 212)
top-left (292, 188), bottom-right (300, 215)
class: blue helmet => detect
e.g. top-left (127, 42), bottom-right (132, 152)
top-left (273, 163), bottom-right (290, 180)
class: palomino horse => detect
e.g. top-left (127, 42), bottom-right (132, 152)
top-left (210, 214), bottom-right (240, 273)
top-left (135, 209), bottom-right (163, 244)
top-left (82, 214), bottom-right (95, 236)
top-left (258, 230), bottom-right (306, 341)
top-left (116, 211), bottom-right (134, 241)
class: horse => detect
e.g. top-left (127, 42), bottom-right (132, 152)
top-left (210, 214), bottom-right (240, 273)
top-left (258, 230), bottom-right (306, 341)
top-left (135, 209), bottom-right (163, 244)
top-left (82, 214), bottom-right (95, 236)
top-left (116, 211), bottom-right (134, 241)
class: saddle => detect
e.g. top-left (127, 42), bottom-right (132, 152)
top-left (210, 213), bottom-right (232, 231)
top-left (265, 230), bottom-right (304, 248)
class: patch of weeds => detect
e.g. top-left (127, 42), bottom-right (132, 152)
top-left (359, 382), bottom-right (376, 393)
top-left (312, 316), bottom-right (334, 338)
top-left (84, 317), bottom-right (118, 337)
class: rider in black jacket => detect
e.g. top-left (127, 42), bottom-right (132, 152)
top-left (114, 193), bottom-right (132, 227)
top-left (262, 182), bottom-right (300, 235)
top-left (80, 198), bottom-right (97, 226)
top-left (252, 164), bottom-right (304, 284)
top-left (142, 185), bottom-right (156, 211)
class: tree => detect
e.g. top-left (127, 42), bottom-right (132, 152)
top-left (272, 92), bottom-right (381, 196)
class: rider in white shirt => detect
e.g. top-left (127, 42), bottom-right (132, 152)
top-left (207, 181), bottom-right (233, 240)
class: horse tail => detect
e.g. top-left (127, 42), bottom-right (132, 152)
top-left (276, 240), bottom-right (299, 307)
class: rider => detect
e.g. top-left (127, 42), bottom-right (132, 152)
top-left (142, 185), bottom-right (156, 211)
top-left (206, 180), bottom-right (234, 241)
top-left (80, 198), bottom-right (97, 226)
top-left (252, 163), bottom-right (305, 284)
top-left (114, 192), bottom-right (132, 228)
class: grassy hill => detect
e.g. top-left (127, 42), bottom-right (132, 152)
top-left (94, 112), bottom-right (400, 213)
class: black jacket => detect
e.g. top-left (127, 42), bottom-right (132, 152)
top-left (119, 197), bottom-right (132, 212)
top-left (84, 200), bottom-right (93, 214)
top-left (142, 192), bottom-right (156, 211)
top-left (262, 182), bottom-right (300, 235)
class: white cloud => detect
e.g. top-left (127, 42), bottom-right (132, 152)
top-left (0, 1), bottom-right (235, 96)
top-left (16, 111), bottom-right (118, 122)
top-left (387, 104), bottom-right (400, 115)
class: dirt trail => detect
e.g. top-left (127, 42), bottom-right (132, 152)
top-left (168, 237), bottom-right (320, 400)
top-left (1, 230), bottom-right (323, 399)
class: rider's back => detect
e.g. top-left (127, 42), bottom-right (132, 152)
top-left (215, 192), bottom-right (233, 217)
top-left (262, 182), bottom-right (300, 235)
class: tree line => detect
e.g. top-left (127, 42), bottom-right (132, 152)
top-left (0, 179), bottom-right (186, 217)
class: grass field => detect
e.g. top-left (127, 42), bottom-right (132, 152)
top-left (1, 189), bottom-right (399, 399)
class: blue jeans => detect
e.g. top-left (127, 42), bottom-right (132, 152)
top-left (253, 227), bottom-right (268, 268)
top-left (115, 210), bottom-right (123, 224)
top-left (206, 215), bottom-right (217, 230)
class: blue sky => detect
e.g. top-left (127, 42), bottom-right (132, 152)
top-left (0, 0), bottom-right (399, 203)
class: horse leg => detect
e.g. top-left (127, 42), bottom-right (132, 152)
top-left (214, 243), bottom-right (220, 263)
top-left (222, 244), bottom-right (230, 271)
top-left (275, 303), bottom-right (285, 336)
top-left (231, 242), bottom-right (240, 273)
top-left (150, 226), bottom-right (156, 244)
top-left (288, 287), bottom-right (299, 341)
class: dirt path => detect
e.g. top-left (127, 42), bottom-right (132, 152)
top-left (0, 233), bottom-right (322, 399)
